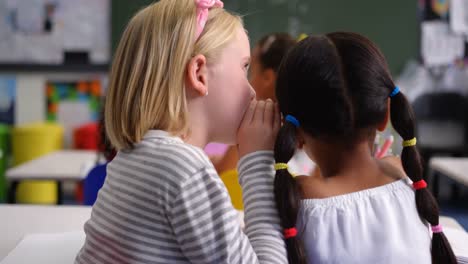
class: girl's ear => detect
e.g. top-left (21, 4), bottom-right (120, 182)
top-left (186, 54), bottom-right (209, 97)
top-left (263, 68), bottom-right (276, 89)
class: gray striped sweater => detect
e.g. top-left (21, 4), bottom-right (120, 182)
top-left (75, 130), bottom-right (287, 263)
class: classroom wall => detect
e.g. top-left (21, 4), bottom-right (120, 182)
top-left (112, 0), bottom-right (419, 75)
top-left (3, 0), bottom-right (419, 128)
top-left (15, 75), bottom-right (46, 125)
top-left (13, 73), bottom-right (106, 126)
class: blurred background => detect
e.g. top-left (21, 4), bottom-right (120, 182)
top-left (0, 1), bottom-right (467, 260)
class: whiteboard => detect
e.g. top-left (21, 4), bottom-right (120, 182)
top-left (0, 0), bottom-right (110, 65)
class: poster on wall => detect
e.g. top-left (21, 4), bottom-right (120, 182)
top-left (451, 0), bottom-right (468, 35)
top-left (431, 0), bottom-right (449, 18)
top-left (46, 80), bottom-right (102, 147)
top-left (421, 21), bottom-right (465, 67)
top-left (0, 76), bottom-right (15, 125)
top-left (420, 0), bottom-right (468, 66)
top-left (0, 0), bottom-right (110, 65)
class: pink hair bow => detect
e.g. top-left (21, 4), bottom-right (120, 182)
top-left (195, 0), bottom-right (224, 40)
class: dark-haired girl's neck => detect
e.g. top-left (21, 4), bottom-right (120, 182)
top-left (299, 138), bottom-right (403, 199)
top-left (312, 139), bottom-right (377, 178)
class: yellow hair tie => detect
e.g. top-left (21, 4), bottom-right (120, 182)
top-left (274, 163), bottom-right (289, 171)
top-left (402, 137), bottom-right (417, 147)
top-left (274, 163), bottom-right (297, 178)
top-left (297, 33), bottom-right (308, 42)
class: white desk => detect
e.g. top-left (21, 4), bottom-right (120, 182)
top-left (441, 216), bottom-right (466, 232)
top-left (5, 150), bottom-right (100, 203)
top-left (0, 205), bottom-right (91, 261)
top-left (0, 206), bottom-right (465, 262)
top-left (429, 157), bottom-right (468, 187)
top-left (6, 150), bottom-right (98, 181)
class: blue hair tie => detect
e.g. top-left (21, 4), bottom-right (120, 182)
top-left (285, 115), bottom-right (300, 127)
top-left (389, 86), bottom-right (400, 98)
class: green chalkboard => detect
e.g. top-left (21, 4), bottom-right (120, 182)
top-left (112, 0), bottom-right (419, 74)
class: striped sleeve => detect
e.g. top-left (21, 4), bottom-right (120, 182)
top-left (168, 150), bottom-right (287, 264)
top-left (238, 151), bottom-right (288, 263)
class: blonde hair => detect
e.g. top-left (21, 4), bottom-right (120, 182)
top-left (105, 0), bottom-right (243, 150)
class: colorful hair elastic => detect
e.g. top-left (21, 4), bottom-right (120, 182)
top-left (431, 224), bottom-right (443, 233)
top-left (402, 137), bottom-right (417, 147)
top-left (284, 227), bottom-right (298, 239)
top-left (389, 86), bottom-right (400, 97)
top-left (412, 180), bottom-right (427, 190)
top-left (195, 0), bottom-right (224, 40)
top-left (274, 163), bottom-right (289, 171)
top-left (285, 115), bottom-right (300, 128)
top-left (274, 163), bottom-right (297, 177)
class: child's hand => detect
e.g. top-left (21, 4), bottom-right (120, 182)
top-left (237, 99), bottom-right (281, 158)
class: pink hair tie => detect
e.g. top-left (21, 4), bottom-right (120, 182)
top-left (431, 224), bottom-right (443, 233)
top-left (195, 0), bottom-right (224, 40)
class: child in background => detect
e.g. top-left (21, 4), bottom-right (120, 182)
top-left (75, 0), bottom-right (287, 263)
top-left (213, 32), bottom-right (301, 174)
top-left (249, 33), bottom-right (297, 100)
top-left (273, 33), bottom-right (456, 263)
